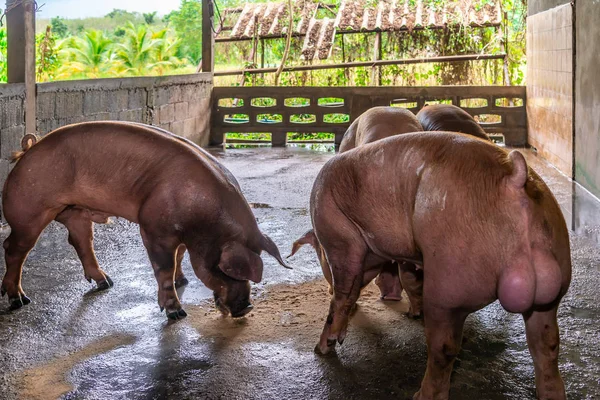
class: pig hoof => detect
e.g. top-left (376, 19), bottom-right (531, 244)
top-left (85, 276), bottom-right (92, 283)
top-left (175, 276), bottom-right (189, 289)
top-left (8, 294), bottom-right (30, 310)
top-left (407, 310), bottom-right (423, 320)
top-left (381, 295), bottom-right (402, 302)
top-left (96, 276), bottom-right (114, 291)
top-left (314, 343), bottom-right (336, 356)
top-left (231, 304), bottom-right (253, 318)
top-left (167, 308), bottom-right (187, 320)
top-left (0, 287), bottom-right (6, 297)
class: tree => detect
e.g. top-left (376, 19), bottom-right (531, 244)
top-left (37, 26), bottom-right (61, 81)
top-left (114, 22), bottom-right (163, 76)
top-left (0, 27), bottom-right (7, 82)
top-left (168, 0), bottom-right (203, 64)
top-left (106, 9), bottom-right (135, 19)
top-left (51, 17), bottom-right (69, 39)
top-left (143, 12), bottom-right (157, 25)
top-left (56, 30), bottom-right (117, 79)
top-left (150, 28), bottom-right (187, 75)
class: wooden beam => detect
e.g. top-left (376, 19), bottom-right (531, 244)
top-left (214, 54), bottom-right (506, 77)
top-left (371, 32), bottom-right (382, 86)
top-left (216, 23), bottom-right (502, 43)
top-left (6, 0), bottom-right (36, 134)
top-left (202, 0), bottom-right (215, 73)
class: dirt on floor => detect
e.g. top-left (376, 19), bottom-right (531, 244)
top-left (16, 279), bottom-right (415, 400)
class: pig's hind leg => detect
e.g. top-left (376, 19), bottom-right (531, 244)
top-left (415, 305), bottom-right (468, 400)
top-left (316, 241), bottom-right (368, 355)
top-left (2, 210), bottom-right (57, 310)
top-left (55, 208), bottom-right (114, 291)
top-left (523, 306), bottom-right (566, 400)
top-left (140, 226), bottom-right (186, 320)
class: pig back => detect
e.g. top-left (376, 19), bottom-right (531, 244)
top-left (417, 104), bottom-right (489, 140)
top-left (315, 132), bottom-right (519, 260)
top-left (354, 107), bottom-right (423, 148)
top-left (4, 122), bottom-right (237, 223)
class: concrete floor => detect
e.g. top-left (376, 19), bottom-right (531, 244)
top-left (0, 144), bottom-right (598, 400)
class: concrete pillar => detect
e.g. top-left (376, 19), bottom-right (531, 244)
top-left (6, 0), bottom-right (36, 134)
top-left (202, 0), bottom-right (215, 73)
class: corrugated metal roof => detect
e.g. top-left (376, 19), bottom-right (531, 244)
top-left (218, 0), bottom-right (502, 61)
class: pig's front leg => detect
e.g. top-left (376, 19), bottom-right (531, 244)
top-left (414, 306), bottom-right (468, 400)
top-left (399, 262), bottom-right (424, 318)
top-left (174, 244), bottom-right (189, 289)
top-left (375, 261), bottom-right (403, 301)
top-left (523, 306), bottom-right (566, 400)
top-left (316, 246), bottom-right (366, 355)
top-left (140, 228), bottom-right (186, 320)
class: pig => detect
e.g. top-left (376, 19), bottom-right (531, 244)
top-left (1, 121), bottom-right (290, 320)
top-left (307, 132), bottom-right (571, 400)
top-left (292, 107), bottom-right (424, 303)
top-left (416, 103), bottom-right (490, 141)
top-left (338, 106), bottom-right (424, 152)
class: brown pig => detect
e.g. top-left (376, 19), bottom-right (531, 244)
top-left (308, 132), bottom-right (571, 400)
top-left (338, 106), bottom-right (424, 152)
top-left (1, 121), bottom-right (290, 320)
top-left (416, 103), bottom-right (490, 141)
top-left (291, 107), bottom-right (424, 304)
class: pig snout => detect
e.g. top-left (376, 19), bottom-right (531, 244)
top-left (213, 279), bottom-right (253, 318)
top-left (230, 303), bottom-right (254, 318)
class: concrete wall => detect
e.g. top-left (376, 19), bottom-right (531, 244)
top-left (528, 0), bottom-right (570, 16)
top-left (574, 0), bottom-right (600, 197)
top-left (526, 3), bottom-right (573, 176)
top-left (0, 83), bottom-right (26, 190)
top-left (0, 73), bottom-right (213, 211)
top-left (36, 73), bottom-right (212, 143)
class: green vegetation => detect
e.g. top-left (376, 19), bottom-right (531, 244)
top-left (0, 24), bottom-right (6, 82)
top-left (0, 0), bottom-right (527, 86)
top-left (0, 0), bottom-right (527, 143)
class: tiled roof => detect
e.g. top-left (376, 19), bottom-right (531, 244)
top-left (218, 0), bottom-right (502, 61)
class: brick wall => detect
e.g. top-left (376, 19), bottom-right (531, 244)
top-left (526, 3), bottom-right (573, 176)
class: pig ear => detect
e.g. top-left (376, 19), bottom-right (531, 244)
top-left (507, 150), bottom-right (528, 189)
top-left (218, 242), bottom-right (264, 283)
top-left (287, 230), bottom-right (319, 258)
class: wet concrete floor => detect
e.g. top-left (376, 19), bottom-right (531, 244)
top-left (0, 144), bottom-right (598, 400)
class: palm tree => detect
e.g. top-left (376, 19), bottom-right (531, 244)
top-left (56, 30), bottom-right (118, 79)
top-left (114, 22), bottom-right (163, 76)
top-left (149, 28), bottom-right (190, 75)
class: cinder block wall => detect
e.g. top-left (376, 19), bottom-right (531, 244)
top-left (0, 73), bottom-right (213, 211)
top-left (0, 83), bottom-right (26, 189)
top-left (36, 73), bottom-right (212, 143)
top-left (526, 3), bottom-right (573, 176)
